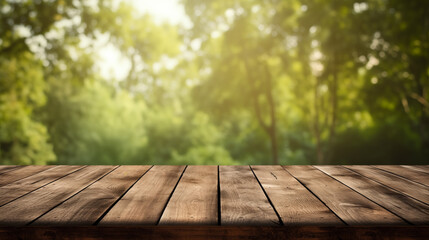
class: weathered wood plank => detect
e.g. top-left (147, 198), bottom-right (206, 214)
top-left (374, 165), bottom-right (429, 186)
top-left (219, 165), bottom-right (280, 225)
top-left (0, 166), bottom-right (21, 175)
top-left (0, 165), bottom-right (84, 206)
top-left (0, 165), bottom-right (116, 226)
top-left (99, 165), bottom-right (186, 225)
top-left (159, 165), bottom-right (218, 225)
top-left (284, 165), bottom-right (405, 225)
top-left (251, 165), bottom-right (343, 225)
top-left (316, 165), bottom-right (429, 225)
top-left (345, 165), bottom-right (429, 204)
top-left (32, 165), bottom-right (151, 225)
top-left (410, 165), bottom-right (429, 172)
top-left (0, 165), bottom-right (52, 187)
top-left (401, 165), bottom-right (429, 174)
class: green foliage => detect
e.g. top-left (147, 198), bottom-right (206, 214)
top-left (1, 0), bottom-right (428, 165)
top-left (45, 80), bottom-right (146, 164)
top-left (0, 53), bottom-right (55, 164)
top-left (142, 108), bottom-right (236, 165)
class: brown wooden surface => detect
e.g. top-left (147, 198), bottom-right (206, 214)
top-left (0, 166), bottom-right (20, 175)
top-left (33, 166), bottom-right (151, 225)
top-left (219, 165), bottom-right (280, 225)
top-left (0, 165), bottom-right (84, 206)
top-left (0, 166), bottom-right (52, 187)
top-left (316, 165), bottom-right (429, 225)
top-left (159, 165), bottom-right (218, 225)
top-left (284, 165), bottom-right (405, 225)
top-left (374, 165), bottom-right (429, 186)
top-left (99, 165), bottom-right (185, 225)
top-left (251, 165), bottom-right (342, 225)
top-left (0, 164), bottom-right (427, 234)
top-left (345, 165), bottom-right (429, 204)
top-left (0, 166), bottom-right (116, 226)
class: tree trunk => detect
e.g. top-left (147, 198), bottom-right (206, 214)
top-left (327, 55), bottom-right (338, 163)
top-left (268, 125), bottom-right (279, 165)
top-left (264, 63), bottom-right (278, 165)
top-left (244, 59), bottom-right (278, 165)
top-left (314, 77), bottom-right (324, 164)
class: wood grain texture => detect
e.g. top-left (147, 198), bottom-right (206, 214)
top-left (1, 226), bottom-right (428, 240)
top-left (219, 165), bottom-right (280, 225)
top-left (99, 165), bottom-right (186, 225)
top-left (0, 164), bottom-right (427, 229)
top-left (251, 165), bottom-right (343, 225)
top-left (0, 166), bottom-right (52, 187)
top-left (284, 165), bottom-right (405, 225)
top-left (345, 165), bottom-right (429, 204)
top-left (316, 165), bottom-right (429, 225)
top-left (401, 165), bottom-right (429, 173)
top-left (374, 165), bottom-right (429, 186)
top-left (33, 166), bottom-right (151, 226)
top-left (0, 166), bottom-right (20, 175)
top-left (159, 165), bottom-right (218, 225)
top-left (411, 165), bottom-right (429, 171)
top-left (0, 165), bottom-right (116, 226)
top-left (0, 165), bottom-right (84, 206)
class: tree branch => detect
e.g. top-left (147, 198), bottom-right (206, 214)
top-left (243, 58), bottom-right (271, 134)
top-left (410, 92), bottom-right (429, 109)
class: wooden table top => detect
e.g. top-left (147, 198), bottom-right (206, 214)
top-left (0, 165), bottom-right (428, 239)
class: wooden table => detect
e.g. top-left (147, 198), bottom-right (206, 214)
top-left (0, 165), bottom-right (428, 239)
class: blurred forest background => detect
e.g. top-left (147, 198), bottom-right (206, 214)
top-left (0, 0), bottom-right (428, 165)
